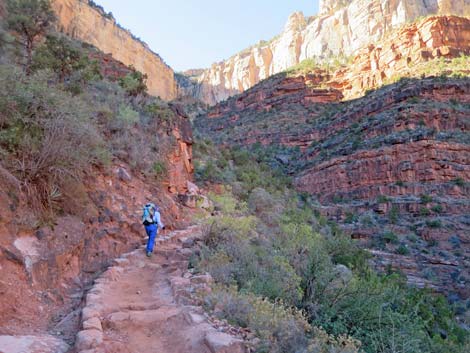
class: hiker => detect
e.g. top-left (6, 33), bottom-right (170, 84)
top-left (142, 203), bottom-right (165, 257)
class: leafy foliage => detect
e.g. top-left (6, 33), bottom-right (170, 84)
top-left (0, 14), bottom-right (179, 219)
top-left (192, 145), bottom-right (468, 353)
top-left (32, 34), bottom-right (101, 84)
top-left (5, 0), bottom-right (55, 72)
top-left (118, 66), bottom-right (148, 96)
top-left (0, 66), bottom-right (105, 215)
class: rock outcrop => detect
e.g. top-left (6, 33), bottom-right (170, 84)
top-left (196, 69), bottom-right (343, 149)
top-left (51, 0), bottom-right (177, 100)
top-left (167, 105), bottom-right (195, 194)
top-left (196, 71), bottom-right (470, 298)
top-left (182, 0), bottom-right (470, 104)
top-left (338, 15), bottom-right (470, 98)
top-left (0, 106), bottom-right (195, 345)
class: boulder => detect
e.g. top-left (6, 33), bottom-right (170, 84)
top-left (83, 317), bottom-right (103, 332)
top-left (75, 330), bottom-right (103, 351)
top-left (0, 335), bottom-right (69, 353)
top-left (204, 331), bottom-right (246, 353)
top-left (116, 167), bottom-right (132, 182)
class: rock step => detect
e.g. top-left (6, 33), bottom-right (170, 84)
top-left (75, 226), bottom-right (247, 353)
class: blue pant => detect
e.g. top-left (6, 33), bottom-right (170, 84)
top-left (145, 224), bottom-right (158, 253)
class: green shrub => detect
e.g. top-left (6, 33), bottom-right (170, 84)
top-left (420, 207), bottom-right (431, 216)
top-left (117, 104), bottom-right (140, 124)
top-left (396, 244), bottom-right (410, 255)
top-left (32, 34), bottom-right (101, 87)
top-left (191, 148), bottom-right (468, 353)
top-left (5, 0), bottom-right (56, 73)
top-left (152, 160), bottom-right (167, 180)
top-left (209, 191), bottom-right (244, 215)
top-left (332, 194), bottom-right (344, 203)
top-left (377, 195), bottom-right (390, 203)
top-left (426, 219), bottom-right (442, 229)
top-left (118, 66), bottom-right (148, 96)
top-left (382, 231), bottom-right (399, 244)
top-left (431, 204), bottom-right (443, 214)
top-left (144, 102), bottom-right (174, 124)
top-left (452, 178), bottom-right (465, 187)
top-left (388, 205), bottom-right (399, 223)
top-left (420, 194), bottom-right (433, 204)
top-left (344, 212), bottom-right (358, 224)
top-left (0, 66), bottom-right (104, 215)
top-left (204, 286), bottom-right (360, 353)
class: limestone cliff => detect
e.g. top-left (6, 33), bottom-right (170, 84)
top-left (183, 0), bottom-right (470, 105)
top-left (51, 0), bottom-right (177, 100)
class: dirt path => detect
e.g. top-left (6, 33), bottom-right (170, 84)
top-left (74, 226), bottom-right (246, 353)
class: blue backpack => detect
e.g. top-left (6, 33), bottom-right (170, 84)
top-left (142, 203), bottom-right (156, 225)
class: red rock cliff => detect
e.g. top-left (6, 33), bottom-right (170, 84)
top-left (51, 0), bottom-right (177, 100)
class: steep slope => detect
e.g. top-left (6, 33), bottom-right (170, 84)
top-left (51, 0), bottom-right (177, 100)
top-left (0, 37), bottom-right (196, 350)
top-left (195, 16), bottom-right (470, 298)
top-left (182, 0), bottom-right (470, 105)
top-left (339, 15), bottom-right (470, 98)
top-left (197, 16), bottom-right (470, 145)
top-left (0, 111), bottom-right (195, 341)
top-left (197, 75), bottom-right (470, 299)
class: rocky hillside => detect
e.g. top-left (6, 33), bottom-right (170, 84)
top-left (195, 17), bottom-right (470, 299)
top-left (0, 19), bottom-right (197, 346)
top-left (197, 16), bottom-right (470, 145)
top-left (182, 0), bottom-right (470, 105)
top-left (50, 0), bottom-right (177, 100)
top-left (197, 76), bottom-right (470, 300)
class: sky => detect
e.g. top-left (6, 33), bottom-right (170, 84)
top-left (97, 1), bottom-right (319, 72)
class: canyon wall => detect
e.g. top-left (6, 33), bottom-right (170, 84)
top-left (338, 15), bottom-right (470, 98)
top-left (183, 0), bottom-right (470, 105)
top-left (51, 0), bottom-right (177, 100)
top-left (196, 73), bottom-right (470, 298)
top-left (195, 16), bottom-right (470, 298)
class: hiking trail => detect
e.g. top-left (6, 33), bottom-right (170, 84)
top-left (73, 226), bottom-right (246, 353)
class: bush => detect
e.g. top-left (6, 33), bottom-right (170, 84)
top-left (420, 207), bottom-right (431, 216)
top-left (426, 219), bottom-right (442, 229)
top-left (382, 231), bottom-right (399, 244)
top-left (431, 204), bottom-right (443, 214)
top-left (377, 195), bottom-right (390, 203)
top-left (248, 187), bottom-right (283, 226)
top-left (396, 244), bottom-right (410, 255)
top-left (191, 148), bottom-right (468, 353)
top-left (117, 104), bottom-right (140, 124)
top-left (388, 205), bottom-right (399, 223)
top-left (118, 66), bottom-right (148, 96)
top-left (420, 194), bottom-right (433, 204)
top-left (0, 66), bottom-right (105, 216)
top-left (204, 286), bottom-right (360, 353)
top-left (32, 34), bottom-right (101, 87)
top-left (452, 178), bottom-right (465, 187)
top-left (152, 160), bottom-right (167, 180)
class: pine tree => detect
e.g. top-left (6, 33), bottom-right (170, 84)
top-left (5, 0), bottom-right (56, 73)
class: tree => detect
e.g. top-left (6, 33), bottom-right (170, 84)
top-left (118, 66), bottom-right (148, 96)
top-left (5, 0), bottom-right (56, 73)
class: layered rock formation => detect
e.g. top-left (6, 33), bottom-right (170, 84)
top-left (167, 105), bottom-right (195, 194)
top-left (196, 70), bottom-right (343, 149)
top-left (339, 15), bottom-right (470, 98)
top-left (197, 71), bottom-right (470, 298)
top-left (51, 0), bottom-right (177, 100)
top-left (182, 0), bottom-right (470, 104)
